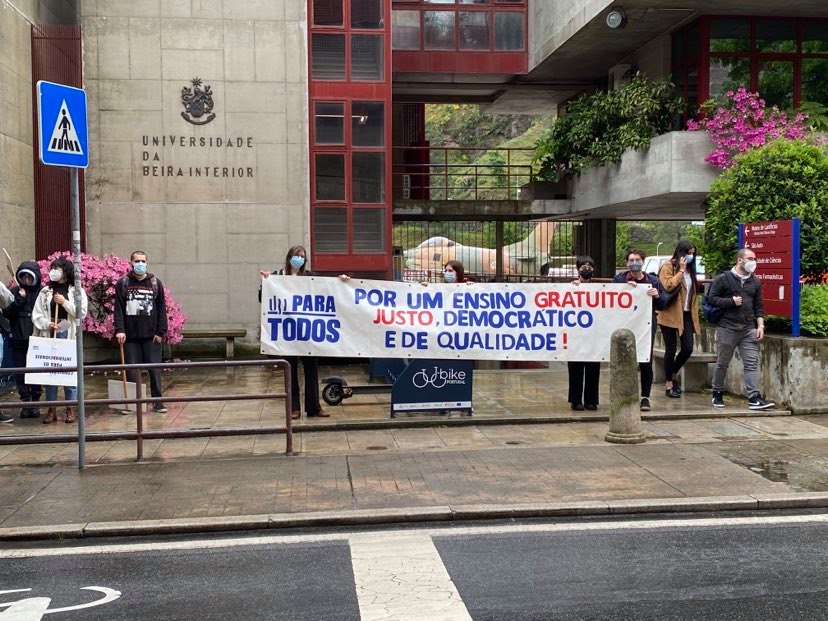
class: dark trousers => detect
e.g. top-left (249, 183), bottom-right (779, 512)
top-left (124, 339), bottom-right (163, 398)
top-left (661, 311), bottom-right (695, 381)
top-left (12, 346), bottom-right (42, 402)
top-left (567, 361), bottom-right (600, 407)
top-left (638, 323), bottom-right (657, 399)
top-left (286, 356), bottom-right (321, 414)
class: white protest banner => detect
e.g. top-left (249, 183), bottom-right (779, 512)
top-left (260, 277), bottom-right (653, 363)
top-left (25, 335), bottom-right (78, 386)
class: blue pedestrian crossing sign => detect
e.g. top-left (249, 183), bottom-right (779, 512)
top-left (36, 80), bottom-right (89, 168)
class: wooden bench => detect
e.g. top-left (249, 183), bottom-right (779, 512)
top-left (180, 329), bottom-right (247, 358)
top-left (652, 348), bottom-right (718, 391)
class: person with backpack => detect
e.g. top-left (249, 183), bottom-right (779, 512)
top-left (707, 248), bottom-right (774, 410)
top-left (613, 249), bottom-right (666, 412)
top-left (114, 250), bottom-right (168, 413)
top-left (1, 262), bottom-right (44, 422)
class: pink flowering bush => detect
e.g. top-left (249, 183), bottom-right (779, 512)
top-left (38, 251), bottom-right (187, 344)
top-left (687, 86), bottom-right (811, 169)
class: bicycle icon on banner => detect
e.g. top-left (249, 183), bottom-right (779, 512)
top-left (0, 586), bottom-right (121, 619)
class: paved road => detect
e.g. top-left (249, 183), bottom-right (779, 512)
top-left (3, 513), bottom-right (828, 620)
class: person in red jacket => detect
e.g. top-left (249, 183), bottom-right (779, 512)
top-left (114, 251), bottom-right (168, 413)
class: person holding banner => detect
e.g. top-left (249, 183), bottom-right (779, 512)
top-left (657, 240), bottom-right (702, 399)
top-left (567, 256), bottom-right (601, 411)
top-left (613, 249), bottom-right (666, 412)
top-left (260, 245), bottom-right (330, 420)
top-left (1, 261), bottom-right (44, 420)
top-left (32, 257), bottom-right (88, 424)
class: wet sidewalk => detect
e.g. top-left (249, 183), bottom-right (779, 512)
top-left (0, 363), bottom-right (791, 467)
top-left (1, 362), bottom-right (827, 539)
top-left (2, 413), bottom-right (828, 537)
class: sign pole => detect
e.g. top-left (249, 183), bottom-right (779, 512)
top-left (70, 167), bottom-right (86, 470)
top-left (792, 217), bottom-right (801, 337)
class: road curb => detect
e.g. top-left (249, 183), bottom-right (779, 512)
top-left (2, 493), bottom-right (828, 542)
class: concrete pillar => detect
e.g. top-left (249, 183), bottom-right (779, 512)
top-left (605, 328), bottom-right (646, 444)
top-left (577, 219), bottom-right (617, 278)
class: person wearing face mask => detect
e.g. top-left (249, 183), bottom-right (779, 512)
top-left (32, 257), bottom-right (88, 424)
top-left (1, 262), bottom-right (45, 421)
top-left (707, 248), bottom-right (774, 410)
top-left (657, 240), bottom-right (702, 399)
top-left (442, 260), bottom-right (467, 284)
top-left (114, 251), bottom-right (169, 414)
top-left (613, 249), bottom-right (666, 412)
top-left (259, 245), bottom-right (331, 420)
top-left (567, 256), bottom-right (601, 411)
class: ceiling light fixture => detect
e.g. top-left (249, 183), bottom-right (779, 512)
top-left (606, 7), bottom-right (629, 29)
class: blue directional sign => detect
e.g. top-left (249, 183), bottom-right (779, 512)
top-left (36, 80), bottom-right (89, 168)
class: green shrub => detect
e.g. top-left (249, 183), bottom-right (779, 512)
top-left (532, 75), bottom-right (683, 181)
top-left (800, 285), bottom-right (828, 337)
top-left (706, 139), bottom-right (828, 283)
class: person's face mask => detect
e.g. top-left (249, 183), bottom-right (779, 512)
top-left (684, 254), bottom-right (695, 264)
top-left (290, 255), bottom-right (305, 270)
top-left (132, 261), bottom-right (148, 275)
top-left (628, 261), bottom-right (643, 273)
top-left (443, 271), bottom-right (457, 283)
top-left (743, 259), bottom-right (757, 274)
top-left (579, 268), bottom-right (594, 280)
top-left (48, 268), bottom-right (63, 282)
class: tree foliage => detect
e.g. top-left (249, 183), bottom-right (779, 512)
top-left (532, 76), bottom-right (684, 181)
top-left (706, 139), bottom-right (828, 281)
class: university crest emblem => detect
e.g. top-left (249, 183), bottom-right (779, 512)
top-left (180, 78), bottom-right (215, 125)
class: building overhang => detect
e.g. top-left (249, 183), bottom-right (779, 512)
top-left (489, 0), bottom-right (828, 113)
top-left (536, 131), bottom-right (719, 221)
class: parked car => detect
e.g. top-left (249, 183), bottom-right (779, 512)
top-left (642, 255), bottom-right (706, 281)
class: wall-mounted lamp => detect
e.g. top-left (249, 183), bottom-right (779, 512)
top-left (606, 7), bottom-right (629, 29)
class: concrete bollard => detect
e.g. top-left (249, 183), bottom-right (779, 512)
top-left (605, 328), bottom-right (646, 444)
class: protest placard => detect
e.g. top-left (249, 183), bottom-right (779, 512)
top-left (260, 277), bottom-right (653, 362)
top-left (25, 335), bottom-right (78, 387)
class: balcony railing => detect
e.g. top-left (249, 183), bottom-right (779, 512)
top-left (393, 146), bottom-right (534, 201)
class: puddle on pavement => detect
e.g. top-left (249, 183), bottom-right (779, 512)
top-left (726, 456), bottom-right (828, 492)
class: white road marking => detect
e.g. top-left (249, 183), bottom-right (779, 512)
top-left (2, 513), bottom-right (827, 559)
top-left (349, 534), bottom-right (472, 621)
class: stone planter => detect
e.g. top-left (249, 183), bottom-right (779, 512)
top-left (698, 325), bottom-right (828, 414)
top-left (83, 333), bottom-right (117, 364)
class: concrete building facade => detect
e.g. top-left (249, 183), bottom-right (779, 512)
top-left (2, 0), bottom-right (828, 340)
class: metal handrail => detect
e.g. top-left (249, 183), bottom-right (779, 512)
top-left (393, 146), bottom-right (535, 201)
top-left (0, 359), bottom-right (294, 461)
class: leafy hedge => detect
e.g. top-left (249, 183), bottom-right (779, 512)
top-left (801, 285), bottom-right (828, 337)
top-left (532, 76), bottom-right (683, 181)
top-left (706, 139), bottom-right (828, 282)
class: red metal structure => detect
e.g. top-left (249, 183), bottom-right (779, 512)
top-left (308, 0), bottom-right (394, 277)
top-left (31, 25), bottom-right (86, 259)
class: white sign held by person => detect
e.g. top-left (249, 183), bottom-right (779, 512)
top-left (260, 277), bottom-right (653, 363)
top-left (25, 335), bottom-right (78, 386)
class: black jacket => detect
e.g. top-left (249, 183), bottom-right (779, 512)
top-left (114, 271), bottom-right (168, 341)
top-left (612, 270), bottom-right (668, 323)
top-left (1, 261), bottom-right (43, 348)
top-left (707, 270), bottom-right (764, 330)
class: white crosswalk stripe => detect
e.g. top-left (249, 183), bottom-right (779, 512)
top-left (349, 533), bottom-right (472, 621)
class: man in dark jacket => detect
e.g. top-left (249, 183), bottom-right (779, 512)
top-left (707, 248), bottom-right (774, 410)
top-left (612, 249), bottom-right (667, 412)
top-left (114, 251), bottom-right (168, 413)
top-left (1, 261), bottom-right (44, 420)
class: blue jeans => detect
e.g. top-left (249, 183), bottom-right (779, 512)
top-left (44, 331), bottom-right (77, 404)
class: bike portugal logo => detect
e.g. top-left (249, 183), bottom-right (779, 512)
top-left (411, 366), bottom-right (467, 389)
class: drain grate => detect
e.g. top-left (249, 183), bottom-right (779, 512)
top-left (366, 445), bottom-right (388, 451)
